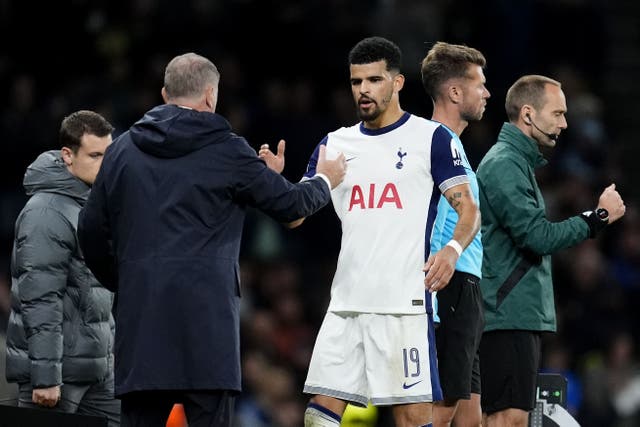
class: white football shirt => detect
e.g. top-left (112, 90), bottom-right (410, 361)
top-left (303, 112), bottom-right (468, 314)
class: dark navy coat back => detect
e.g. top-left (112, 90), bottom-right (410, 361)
top-left (78, 104), bottom-right (330, 396)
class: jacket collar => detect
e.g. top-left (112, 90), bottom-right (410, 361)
top-left (498, 122), bottom-right (547, 168)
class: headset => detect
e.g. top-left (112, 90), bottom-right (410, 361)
top-left (526, 113), bottom-right (558, 141)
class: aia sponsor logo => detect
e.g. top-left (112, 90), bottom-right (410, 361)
top-left (348, 183), bottom-right (403, 211)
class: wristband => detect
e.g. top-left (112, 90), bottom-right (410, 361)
top-left (579, 209), bottom-right (608, 238)
top-left (446, 239), bottom-right (463, 257)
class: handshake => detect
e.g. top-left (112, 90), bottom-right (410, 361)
top-left (259, 140), bottom-right (347, 189)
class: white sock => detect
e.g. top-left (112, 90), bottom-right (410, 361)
top-left (304, 403), bottom-right (341, 427)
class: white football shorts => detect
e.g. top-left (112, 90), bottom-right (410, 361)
top-left (303, 311), bottom-right (442, 407)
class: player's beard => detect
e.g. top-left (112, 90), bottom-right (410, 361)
top-left (460, 106), bottom-right (484, 122)
top-left (357, 103), bottom-right (382, 122)
top-left (461, 102), bottom-right (484, 122)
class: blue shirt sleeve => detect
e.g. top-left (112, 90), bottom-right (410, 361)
top-left (430, 125), bottom-right (468, 192)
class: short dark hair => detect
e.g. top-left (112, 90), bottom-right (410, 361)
top-left (505, 75), bottom-right (561, 122)
top-left (348, 36), bottom-right (402, 72)
top-left (421, 41), bottom-right (486, 99)
top-left (59, 110), bottom-right (114, 152)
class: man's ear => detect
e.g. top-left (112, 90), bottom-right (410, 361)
top-left (161, 87), bottom-right (169, 103)
top-left (522, 105), bottom-right (534, 124)
top-left (61, 147), bottom-right (73, 166)
top-left (205, 85), bottom-right (217, 111)
top-left (393, 73), bottom-right (405, 92)
top-left (448, 84), bottom-right (462, 104)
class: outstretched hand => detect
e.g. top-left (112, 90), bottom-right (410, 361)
top-left (259, 139), bottom-right (286, 174)
top-left (316, 145), bottom-right (347, 189)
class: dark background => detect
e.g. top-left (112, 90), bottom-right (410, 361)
top-left (1, 1), bottom-right (639, 425)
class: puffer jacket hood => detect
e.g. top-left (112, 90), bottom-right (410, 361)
top-left (23, 150), bottom-right (90, 202)
top-left (130, 104), bottom-right (232, 158)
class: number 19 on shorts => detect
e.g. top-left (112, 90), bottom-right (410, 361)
top-left (403, 347), bottom-right (421, 378)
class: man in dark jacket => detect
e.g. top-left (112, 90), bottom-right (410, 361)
top-left (5, 110), bottom-right (120, 425)
top-left (476, 75), bottom-right (626, 426)
top-left (77, 52), bottom-right (346, 427)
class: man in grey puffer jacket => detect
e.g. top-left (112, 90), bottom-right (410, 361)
top-left (5, 110), bottom-right (120, 425)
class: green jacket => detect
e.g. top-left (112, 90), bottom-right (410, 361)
top-left (476, 123), bottom-right (590, 332)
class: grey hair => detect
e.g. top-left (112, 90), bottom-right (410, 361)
top-left (163, 52), bottom-right (219, 100)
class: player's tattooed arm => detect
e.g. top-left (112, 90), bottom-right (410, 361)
top-left (444, 183), bottom-right (480, 250)
top-left (447, 191), bottom-right (463, 209)
top-left (424, 183), bottom-right (480, 292)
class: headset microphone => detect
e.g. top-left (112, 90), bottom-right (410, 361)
top-left (526, 114), bottom-right (558, 141)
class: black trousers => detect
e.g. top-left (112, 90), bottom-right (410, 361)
top-left (120, 390), bottom-right (236, 427)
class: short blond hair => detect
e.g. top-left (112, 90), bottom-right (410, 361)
top-left (421, 41), bottom-right (486, 99)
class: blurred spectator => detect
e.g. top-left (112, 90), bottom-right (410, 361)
top-left (581, 331), bottom-right (640, 427)
top-left (555, 240), bottom-right (627, 357)
top-left (609, 206), bottom-right (640, 292)
top-left (0, 269), bottom-right (18, 404)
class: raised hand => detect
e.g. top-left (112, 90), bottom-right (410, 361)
top-left (259, 140), bottom-right (286, 174)
top-left (598, 183), bottom-right (626, 223)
